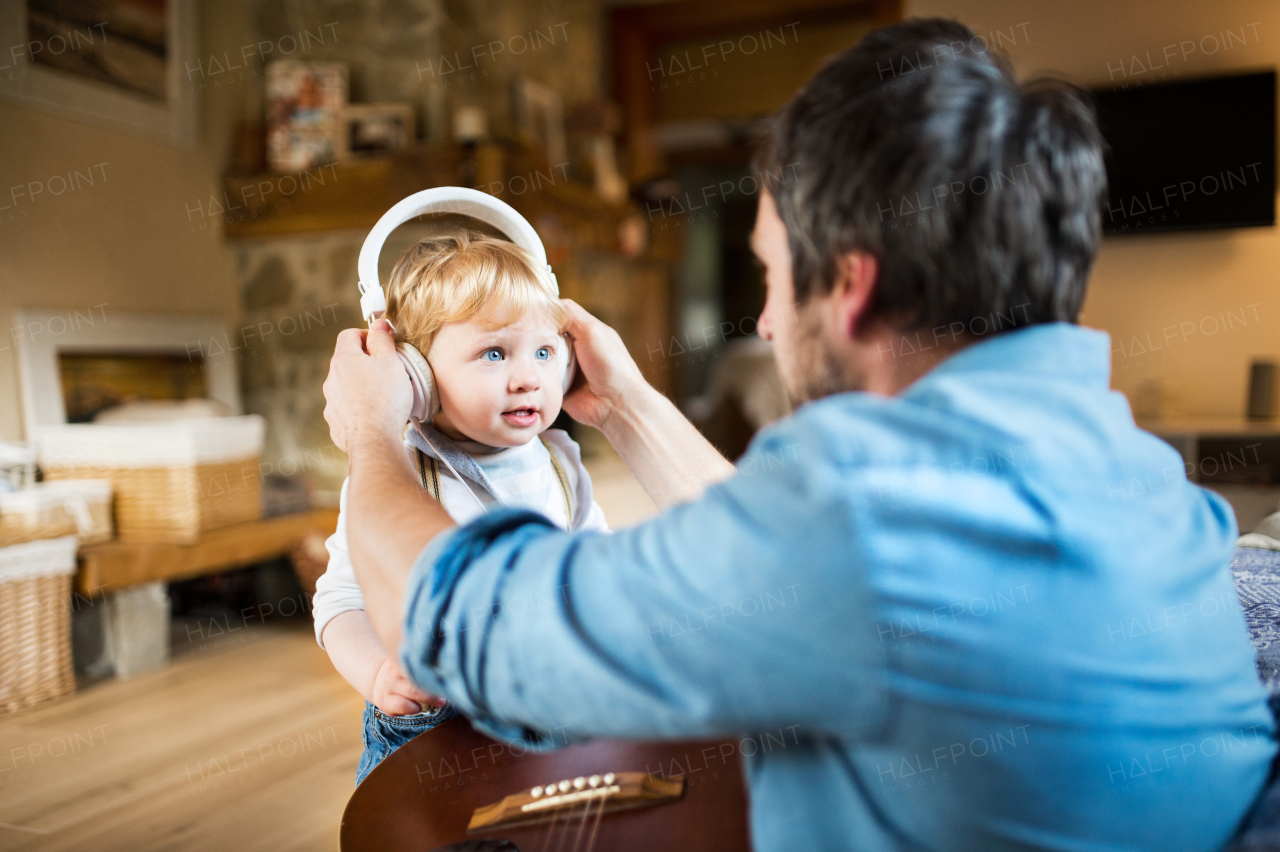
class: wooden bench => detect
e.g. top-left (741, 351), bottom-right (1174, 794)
top-left (76, 508), bottom-right (338, 595)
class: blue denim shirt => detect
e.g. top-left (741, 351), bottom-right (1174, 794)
top-left (399, 323), bottom-right (1274, 851)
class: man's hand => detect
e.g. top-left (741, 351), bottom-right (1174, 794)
top-left (559, 299), bottom-right (735, 508)
top-left (560, 299), bottom-right (649, 433)
top-left (323, 319), bottom-right (412, 453)
top-left (330, 318), bottom-right (456, 657)
top-left (371, 656), bottom-right (446, 716)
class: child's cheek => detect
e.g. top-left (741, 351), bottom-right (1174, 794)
top-left (544, 379), bottom-right (564, 424)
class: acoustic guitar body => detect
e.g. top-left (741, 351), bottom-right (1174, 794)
top-left (341, 715), bottom-right (752, 852)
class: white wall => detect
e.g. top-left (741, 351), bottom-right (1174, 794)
top-left (908, 0), bottom-right (1280, 418)
top-left (0, 1), bottom-right (257, 440)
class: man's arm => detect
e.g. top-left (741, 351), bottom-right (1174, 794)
top-left (396, 424), bottom-right (885, 745)
top-left (324, 304), bottom-right (736, 659)
top-left (346, 426), bottom-right (451, 652)
top-left (561, 300), bottom-right (737, 507)
top-left (323, 323), bottom-right (455, 653)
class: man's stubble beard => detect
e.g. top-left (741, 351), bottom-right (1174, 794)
top-left (781, 302), bottom-right (866, 407)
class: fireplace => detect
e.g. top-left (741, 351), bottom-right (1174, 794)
top-left (12, 309), bottom-right (240, 437)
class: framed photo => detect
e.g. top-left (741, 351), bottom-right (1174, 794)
top-left (266, 60), bottom-right (348, 173)
top-left (0, 0), bottom-right (198, 146)
top-left (513, 77), bottom-right (567, 166)
top-left (339, 103), bottom-right (415, 159)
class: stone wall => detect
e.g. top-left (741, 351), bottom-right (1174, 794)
top-left (250, 0), bottom-right (604, 142)
top-left (233, 223), bottom-right (435, 498)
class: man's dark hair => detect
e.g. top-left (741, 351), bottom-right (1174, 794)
top-left (754, 18), bottom-right (1106, 332)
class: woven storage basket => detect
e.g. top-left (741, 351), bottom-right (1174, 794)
top-left (36, 416), bottom-right (264, 544)
top-left (0, 481), bottom-right (113, 547)
top-left (0, 535), bottom-right (78, 713)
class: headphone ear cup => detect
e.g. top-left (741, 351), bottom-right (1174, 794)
top-left (395, 341), bottom-right (441, 423)
top-left (560, 334), bottom-right (576, 395)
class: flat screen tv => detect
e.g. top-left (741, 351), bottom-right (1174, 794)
top-left (1091, 71), bottom-right (1276, 235)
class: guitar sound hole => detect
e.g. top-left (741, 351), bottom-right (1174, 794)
top-left (426, 841), bottom-right (518, 852)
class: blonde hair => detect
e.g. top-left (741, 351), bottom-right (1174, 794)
top-left (383, 229), bottom-right (568, 354)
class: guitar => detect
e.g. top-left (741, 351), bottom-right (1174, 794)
top-left (340, 715), bottom-right (752, 852)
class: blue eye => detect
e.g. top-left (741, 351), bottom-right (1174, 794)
top-left (535, 347), bottom-right (551, 361)
top-left (482, 348), bottom-right (503, 361)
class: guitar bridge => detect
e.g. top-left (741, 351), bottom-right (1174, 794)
top-left (467, 772), bottom-right (685, 832)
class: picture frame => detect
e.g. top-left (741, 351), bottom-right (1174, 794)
top-left (338, 103), bottom-right (415, 159)
top-left (0, 0), bottom-right (198, 146)
top-left (265, 60), bottom-right (348, 173)
top-left (513, 76), bottom-right (567, 166)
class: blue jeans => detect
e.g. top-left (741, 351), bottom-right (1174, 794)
top-left (355, 700), bottom-right (458, 785)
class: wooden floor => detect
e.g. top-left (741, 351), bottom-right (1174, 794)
top-left (0, 450), bottom-right (659, 852)
top-left (0, 622), bottom-right (365, 852)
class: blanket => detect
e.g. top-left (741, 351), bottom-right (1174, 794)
top-left (1225, 544), bottom-right (1280, 851)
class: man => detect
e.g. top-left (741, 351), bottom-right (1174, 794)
top-left (323, 18), bottom-right (1274, 851)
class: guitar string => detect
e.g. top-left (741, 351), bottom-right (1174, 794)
top-left (580, 788), bottom-right (609, 852)
top-left (537, 797), bottom-right (564, 852)
top-left (566, 793), bottom-right (594, 852)
top-left (535, 780), bottom-right (575, 852)
top-left (573, 790), bottom-right (608, 852)
top-left (529, 803), bottom-right (550, 849)
top-left (550, 796), bottom-right (580, 852)
top-left (546, 784), bottom-right (595, 852)
top-left (523, 776), bottom-right (612, 852)
top-left (567, 799), bottom-right (588, 852)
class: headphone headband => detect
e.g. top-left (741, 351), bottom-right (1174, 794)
top-left (357, 187), bottom-right (555, 322)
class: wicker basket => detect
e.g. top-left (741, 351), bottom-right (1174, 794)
top-left (40, 480), bottom-right (114, 544)
top-left (0, 536), bottom-right (78, 714)
top-left (36, 417), bottom-right (264, 544)
top-left (0, 481), bottom-right (113, 547)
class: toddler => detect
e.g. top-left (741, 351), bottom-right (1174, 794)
top-left (312, 230), bottom-right (609, 785)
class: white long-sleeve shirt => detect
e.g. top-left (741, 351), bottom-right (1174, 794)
top-left (312, 428), bottom-right (609, 648)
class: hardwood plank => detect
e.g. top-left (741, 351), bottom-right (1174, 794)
top-left (0, 623), bottom-right (363, 852)
top-left (77, 509), bottom-right (339, 595)
top-left (143, 749), bottom-right (358, 852)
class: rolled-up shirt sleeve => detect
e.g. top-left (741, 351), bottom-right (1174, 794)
top-left (397, 427), bottom-right (885, 750)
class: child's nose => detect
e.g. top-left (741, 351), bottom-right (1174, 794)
top-left (508, 360), bottom-right (542, 392)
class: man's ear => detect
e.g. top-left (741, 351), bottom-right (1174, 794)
top-left (832, 251), bottom-right (880, 340)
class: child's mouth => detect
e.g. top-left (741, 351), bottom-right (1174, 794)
top-left (502, 407), bottom-right (539, 427)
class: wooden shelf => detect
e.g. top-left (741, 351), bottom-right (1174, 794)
top-left (1138, 417), bottom-right (1280, 438)
top-left (222, 144), bottom-right (468, 239)
top-left (221, 141), bottom-right (638, 247)
top-left (77, 508), bottom-right (338, 595)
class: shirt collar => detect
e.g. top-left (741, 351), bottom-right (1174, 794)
top-left (915, 322), bottom-right (1112, 389)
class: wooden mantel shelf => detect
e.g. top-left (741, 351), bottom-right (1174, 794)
top-left (222, 143), bottom-right (467, 239)
top-left (77, 508), bottom-right (338, 595)
top-left (222, 141), bottom-right (639, 248)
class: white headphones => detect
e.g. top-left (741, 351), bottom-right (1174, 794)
top-left (357, 186), bottom-right (576, 424)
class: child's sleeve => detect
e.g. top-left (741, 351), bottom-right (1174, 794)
top-left (311, 477), bottom-right (368, 648)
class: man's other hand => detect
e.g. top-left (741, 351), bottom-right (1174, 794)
top-left (560, 299), bottom-right (649, 432)
top-left (323, 319), bottom-right (412, 454)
